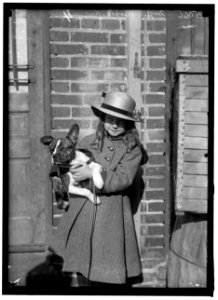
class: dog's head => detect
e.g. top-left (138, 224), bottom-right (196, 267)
top-left (40, 123), bottom-right (80, 165)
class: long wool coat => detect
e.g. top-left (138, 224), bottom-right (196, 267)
top-left (50, 133), bottom-right (144, 284)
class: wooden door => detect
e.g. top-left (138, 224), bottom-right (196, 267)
top-left (165, 9), bottom-right (210, 216)
top-left (6, 9), bottom-right (51, 286)
top-left (166, 8), bottom-right (213, 289)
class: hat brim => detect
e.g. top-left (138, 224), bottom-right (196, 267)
top-left (91, 105), bottom-right (139, 122)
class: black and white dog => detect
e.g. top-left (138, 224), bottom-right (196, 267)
top-left (40, 124), bottom-right (103, 210)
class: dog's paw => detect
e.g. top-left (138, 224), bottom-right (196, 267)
top-left (88, 194), bottom-right (101, 205)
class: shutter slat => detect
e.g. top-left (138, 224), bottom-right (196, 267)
top-left (183, 175), bottom-right (208, 187)
top-left (183, 162), bottom-right (208, 175)
top-left (185, 125), bottom-right (208, 137)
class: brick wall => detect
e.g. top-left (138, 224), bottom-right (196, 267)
top-left (140, 10), bottom-right (167, 287)
top-left (49, 9), bottom-right (128, 139)
top-left (49, 9), bottom-right (168, 287)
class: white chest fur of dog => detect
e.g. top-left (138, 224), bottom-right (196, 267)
top-left (63, 150), bottom-right (103, 205)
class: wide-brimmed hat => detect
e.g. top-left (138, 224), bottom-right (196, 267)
top-left (91, 92), bottom-right (140, 122)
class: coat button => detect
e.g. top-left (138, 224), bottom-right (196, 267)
top-left (105, 157), bottom-right (111, 162)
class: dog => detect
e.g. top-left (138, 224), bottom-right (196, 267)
top-left (40, 123), bottom-right (103, 210)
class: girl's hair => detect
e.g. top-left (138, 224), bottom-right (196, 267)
top-left (92, 115), bottom-right (141, 153)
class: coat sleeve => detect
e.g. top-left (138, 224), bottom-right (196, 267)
top-left (102, 145), bottom-right (142, 194)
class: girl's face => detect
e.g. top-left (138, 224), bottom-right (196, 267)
top-left (104, 114), bottom-right (127, 137)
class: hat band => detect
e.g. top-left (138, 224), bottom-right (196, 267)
top-left (101, 103), bottom-right (134, 118)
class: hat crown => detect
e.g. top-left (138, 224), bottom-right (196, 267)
top-left (103, 92), bottom-right (136, 114)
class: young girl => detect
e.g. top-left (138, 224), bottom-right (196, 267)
top-left (50, 92), bottom-right (148, 286)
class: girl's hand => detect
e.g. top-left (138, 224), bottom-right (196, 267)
top-left (70, 161), bottom-right (93, 181)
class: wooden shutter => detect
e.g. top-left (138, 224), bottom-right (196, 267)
top-left (174, 58), bottom-right (208, 214)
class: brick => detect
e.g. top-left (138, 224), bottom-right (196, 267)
top-left (147, 20), bottom-right (166, 31)
top-left (52, 119), bottom-right (91, 130)
top-left (141, 214), bottom-right (165, 223)
top-left (146, 248), bottom-right (165, 258)
top-left (149, 58), bottom-right (166, 69)
top-left (50, 31), bottom-right (69, 42)
top-left (148, 130), bottom-right (165, 140)
top-left (148, 107), bottom-right (165, 117)
top-left (51, 82), bottom-right (70, 93)
top-left (71, 107), bottom-right (92, 117)
top-left (71, 57), bottom-right (109, 68)
top-left (101, 19), bottom-right (120, 30)
top-left (149, 83), bottom-right (166, 93)
top-left (149, 33), bottom-right (166, 43)
top-left (147, 71), bottom-right (165, 81)
top-left (90, 71), bottom-right (106, 81)
top-left (52, 107), bottom-right (70, 118)
top-left (81, 18), bottom-right (100, 29)
top-left (111, 58), bottom-right (127, 68)
top-left (148, 179), bottom-right (165, 189)
top-left (148, 201), bottom-right (165, 212)
top-left (49, 17), bottom-right (80, 28)
top-left (146, 190), bottom-right (165, 200)
top-left (147, 46), bottom-right (165, 56)
top-left (141, 32), bottom-right (144, 44)
top-left (71, 82), bottom-right (108, 93)
top-left (84, 94), bottom-right (102, 106)
top-left (71, 32), bottom-right (109, 43)
top-left (144, 237), bottom-right (165, 247)
top-left (51, 70), bottom-right (88, 81)
top-left (146, 166), bottom-right (166, 176)
top-left (50, 44), bottom-right (89, 55)
top-left (147, 119), bottom-right (165, 129)
top-left (91, 70), bottom-right (127, 81)
top-left (148, 154), bottom-right (165, 165)
top-left (148, 225), bottom-right (165, 235)
top-left (147, 142), bottom-right (165, 153)
top-left (145, 94), bottom-right (166, 104)
top-left (141, 47), bottom-right (145, 57)
top-left (141, 258), bottom-right (165, 269)
top-left (51, 94), bottom-right (83, 105)
top-left (91, 45), bottom-right (126, 56)
top-left (51, 57), bottom-right (69, 68)
top-left (110, 33), bottom-right (126, 43)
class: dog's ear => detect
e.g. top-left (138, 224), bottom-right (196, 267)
top-left (67, 124), bottom-right (79, 142)
top-left (40, 136), bottom-right (54, 146)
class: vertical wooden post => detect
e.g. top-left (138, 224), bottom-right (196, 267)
top-left (27, 10), bottom-right (52, 246)
top-left (127, 10), bottom-right (142, 244)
